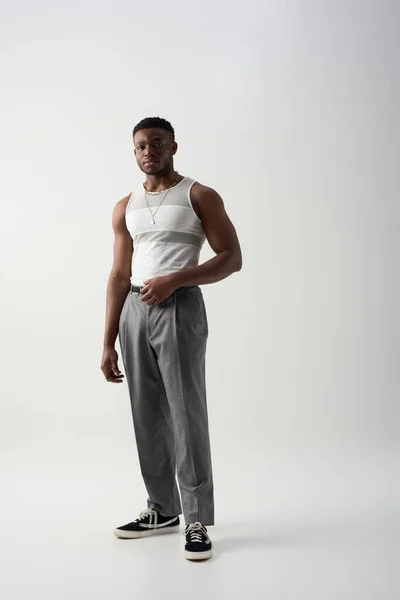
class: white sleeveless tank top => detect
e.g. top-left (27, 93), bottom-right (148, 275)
top-left (125, 176), bottom-right (206, 286)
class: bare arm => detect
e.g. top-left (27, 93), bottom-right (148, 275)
top-left (170, 184), bottom-right (242, 288)
top-left (103, 196), bottom-right (133, 349)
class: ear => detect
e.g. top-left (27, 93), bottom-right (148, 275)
top-left (172, 141), bottom-right (178, 155)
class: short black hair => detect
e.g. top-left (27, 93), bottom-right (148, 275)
top-left (132, 117), bottom-right (175, 141)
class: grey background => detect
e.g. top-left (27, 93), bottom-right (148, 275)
top-left (1, 0), bottom-right (398, 598)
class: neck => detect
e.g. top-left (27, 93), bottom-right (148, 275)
top-left (144, 167), bottom-right (179, 192)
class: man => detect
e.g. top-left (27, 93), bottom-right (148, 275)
top-left (101, 116), bottom-right (242, 561)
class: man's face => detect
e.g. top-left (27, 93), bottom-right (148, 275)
top-left (133, 127), bottom-right (177, 175)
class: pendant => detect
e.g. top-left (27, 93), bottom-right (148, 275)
top-left (151, 219), bottom-right (155, 225)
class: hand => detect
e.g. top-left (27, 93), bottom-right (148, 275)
top-left (101, 346), bottom-right (124, 383)
top-left (140, 274), bottom-right (178, 305)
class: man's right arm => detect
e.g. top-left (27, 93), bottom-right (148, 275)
top-left (103, 195), bottom-right (133, 350)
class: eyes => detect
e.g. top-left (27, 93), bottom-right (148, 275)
top-left (136, 141), bottom-right (163, 151)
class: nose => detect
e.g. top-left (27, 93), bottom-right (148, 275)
top-left (143, 145), bottom-right (156, 158)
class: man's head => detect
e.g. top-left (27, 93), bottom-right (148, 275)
top-left (132, 116), bottom-right (177, 175)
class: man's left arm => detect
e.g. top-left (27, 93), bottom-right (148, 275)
top-left (140, 185), bottom-right (242, 304)
top-left (170, 184), bottom-right (242, 288)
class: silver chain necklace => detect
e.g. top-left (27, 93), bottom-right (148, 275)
top-left (144, 171), bottom-right (180, 225)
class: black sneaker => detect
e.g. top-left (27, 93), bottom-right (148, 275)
top-left (113, 508), bottom-right (180, 539)
top-left (184, 522), bottom-right (213, 560)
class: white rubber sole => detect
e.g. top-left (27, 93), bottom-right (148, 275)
top-left (113, 524), bottom-right (180, 539)
top-left (184, 548), bottom-right (213, 561)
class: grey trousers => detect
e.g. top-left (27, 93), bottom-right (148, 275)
top-left (118, 284), bottom-right (214, 526)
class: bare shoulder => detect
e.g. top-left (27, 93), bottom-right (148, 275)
top-left (190, 181), bottom-right (224, 220)
top-left (115, 192), bottom-right (131, 211)
top-left (189, 181), bottom-right (240, 257)
top-left (112, 193), bottom-right (132, 233)
top-left (191, 181), bottom-right (222, 202)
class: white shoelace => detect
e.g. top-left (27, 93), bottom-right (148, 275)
top-left (135, 509), bottom-right (158, 527)
top-left (185, 522), bottom-right (206, 542)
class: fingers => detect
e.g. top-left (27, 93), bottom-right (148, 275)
top-left (140, 292), bottom-right (159, 305)
top-left (140, 288), bottom-right (151, 301)
top-left (106, 374), bottom-right (124, 383)
top-left (106, 370), bottom-right (125, 383)
top-left (110, 359), bottom-right (121, 376)
top-left (102, 362), bottom-right (125, 383)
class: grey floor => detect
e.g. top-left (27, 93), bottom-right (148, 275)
top-left (1, 443), bottom-right (398, 600)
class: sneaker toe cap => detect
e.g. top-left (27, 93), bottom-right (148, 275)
top-left (185, 542), bottom-right (211, 552)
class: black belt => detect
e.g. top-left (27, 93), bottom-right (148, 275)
top-left (130, 283), bottom-right (198, 295)
top-left (130, 284), bottom-right (144, 293)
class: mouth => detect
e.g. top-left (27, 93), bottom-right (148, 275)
top-left (144, 160), bottom-right (159, 166)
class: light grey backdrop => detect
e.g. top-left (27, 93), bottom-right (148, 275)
top-left (1, 1), bottom-right (398, 598)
